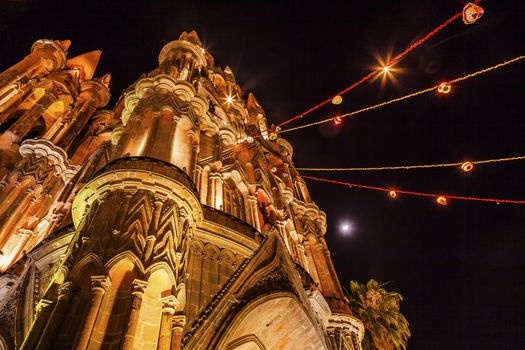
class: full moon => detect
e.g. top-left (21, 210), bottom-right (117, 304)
top-left (339, 222), bottom-right (355, 235)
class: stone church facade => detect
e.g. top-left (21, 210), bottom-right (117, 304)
top-left (0, 31), bottom-right (364, 349)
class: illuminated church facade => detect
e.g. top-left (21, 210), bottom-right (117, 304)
top-left (0, 31), bottom-right (364, 349)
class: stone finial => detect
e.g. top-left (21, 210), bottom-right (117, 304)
top-left (179, 30), bottom-right (203, 47)
top-left (96, 74), bottom-right (111, 88)
top-left (56, 40), bottom-right (71, 52)
top-left (67, 50), bottom-right (102, 80)
top-left (223, 66), bottom-right (236, 83)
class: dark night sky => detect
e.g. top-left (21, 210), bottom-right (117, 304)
top-left (1, 0), bottom-right (524, 348)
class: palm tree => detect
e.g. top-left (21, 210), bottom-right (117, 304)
top-left (347, 279), bottom-right (411, 350)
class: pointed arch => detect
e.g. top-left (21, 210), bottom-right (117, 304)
top-left (134, 268), bottom-right (174, 349)
top-left (144, 261), bottom-right (177, 288)
top-left (226, 334), bottom-right (266, 350)
top-left (218, 292), bottom-right (327, 350)
top-left (204, 242), bottom-right (220, 259)
top-left (68, 253), bottom-right (104, 282)
top-left (189, 238), bottom-right (205, 253)
top-left (104, 251), bottom-right (145, 277)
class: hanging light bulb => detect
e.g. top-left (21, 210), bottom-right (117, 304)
top-left (462, 3), bottom-right (484, 25)
top-left (388, 190), bottom-right (397, 199)
top-left (332, 95), bottom-right (343, 105)
top-left (333, 116), bottom-right (343, 126)
top-left (438, 82), bottom-right (451, 94)
top-left (436, 196), bottom-right (448, 206)
top-left (461, 162), bottom-right (474, 172)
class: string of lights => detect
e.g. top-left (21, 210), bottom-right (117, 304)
top-left (279, 55), bottom-right (525, 134)
top-left (277, 0), bottom-right (482, 128)
top-left (300, 175), bottom-right (525, 205)
top-left (295, 155), bottom-right (525, 172)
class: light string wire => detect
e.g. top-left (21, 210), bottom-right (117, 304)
top-left (277, 0), bottom-right (481, 128)
top-left (295, 155), bottom-right (525, 172)
top-left (300, 175), bottom-right (525, 204)
top-left (279, 55), bottom-right (525, 134)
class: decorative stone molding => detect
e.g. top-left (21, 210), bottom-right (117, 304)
top-left (276, 138), bottom-right (294, 159)
top-left (131, 279), bottom-right (148, 297)
top-left (121, 74), bottom-right (208, 126)
top-left (57, 281), bottom-right (74, 298)
top-left (30, 39), bottom-right (69, 72)
top-left (161, 295), bottom-right (179, 315)
top-left (91, 275), bottom-right (111, 292)
top-left (80, 79), bottom-right (111, 108)
top-left (291, 201), bottom-right (327, 236)
top-left (158, 39), bottom-right (208, 68)
top-left (328, 313), bottom-right (365, 342)
top-left (18, 139), bottom-right (77, 179)
top-left (17, 228), bottom-right (34, 238)
top-left (306, 288), bottom-right (332, 329)
top-left (34, 298), bottom-right (55, 318)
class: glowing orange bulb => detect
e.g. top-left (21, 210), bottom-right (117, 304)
top-left (463, 3), bottom-right (484, 25)
top-left (226, 95), bottom-right (234, 104)
top-left (383, 66), bottom-right (390, 73)
top-left (461, 162), bottom-right (474, 172)
top-left (388, 190), bottom-right (397, 199)
top-left (269, 132), bottom-right (278, 141)
top-left (438, 82), bottom-right (451, 94)
top-left (333, 116), bottom-right (343, 126)
top-left (332, 95), bottom-right (343, 105)
top-left (436, 196), bottom-right (448, 206)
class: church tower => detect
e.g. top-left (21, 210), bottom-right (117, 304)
top-left (0, 32), bottom-right (364, 349)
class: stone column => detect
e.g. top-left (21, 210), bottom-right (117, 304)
top-left (19, 299), bottom-right (55, 350)
top-left (209, 172), bottom-right (224, 210)
top-left (194, 165), bottom-right (202, 191)
top-left (0, 188), bottom-right (35, 252)
top-left (9, 91), bottom-right (56, 141)
top-left (116, 192), bottom-right (135, 231)
top-left (0, 228), bottom-right (33, 271)
top-left (188, 129), bottom-right (199, 178)
top-left (74, 275), bottom-right (110, 350)
top-left (247, 195), bottom-right (260, 232)
top-left (171, 314), bottom-right (186, 350)
top-left (50, 79), bottom-right (110, 151)
top-left (274, 221), bottom-right (291, 252)
top-left (121, 279), bottom-right (148, 350)
top-left (207, 172), bottom-right (216, 207)
top-left (199, 167), bottom-right (209, 205)
top-left (35, 282), bottom-right (74, 350)
top-left (0, 79), bottom-right (36, 114)
top-left (275, 220), bottom-right (286, 239)
top-left (302, 241), bottom-right (321, 287)
top-left (158, 295), bottom-right (178, 350)
top-left (0, 39), bottom-right (68, 95)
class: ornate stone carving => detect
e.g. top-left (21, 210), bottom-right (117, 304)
top-left (17, 139), bottom-right (77, 182)
top-left (121, 75), bottom-right (208, 126)
top-left (161, 295), bottom-right (179, 315)
top-left (91, 275), bottom-right (111, 292)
